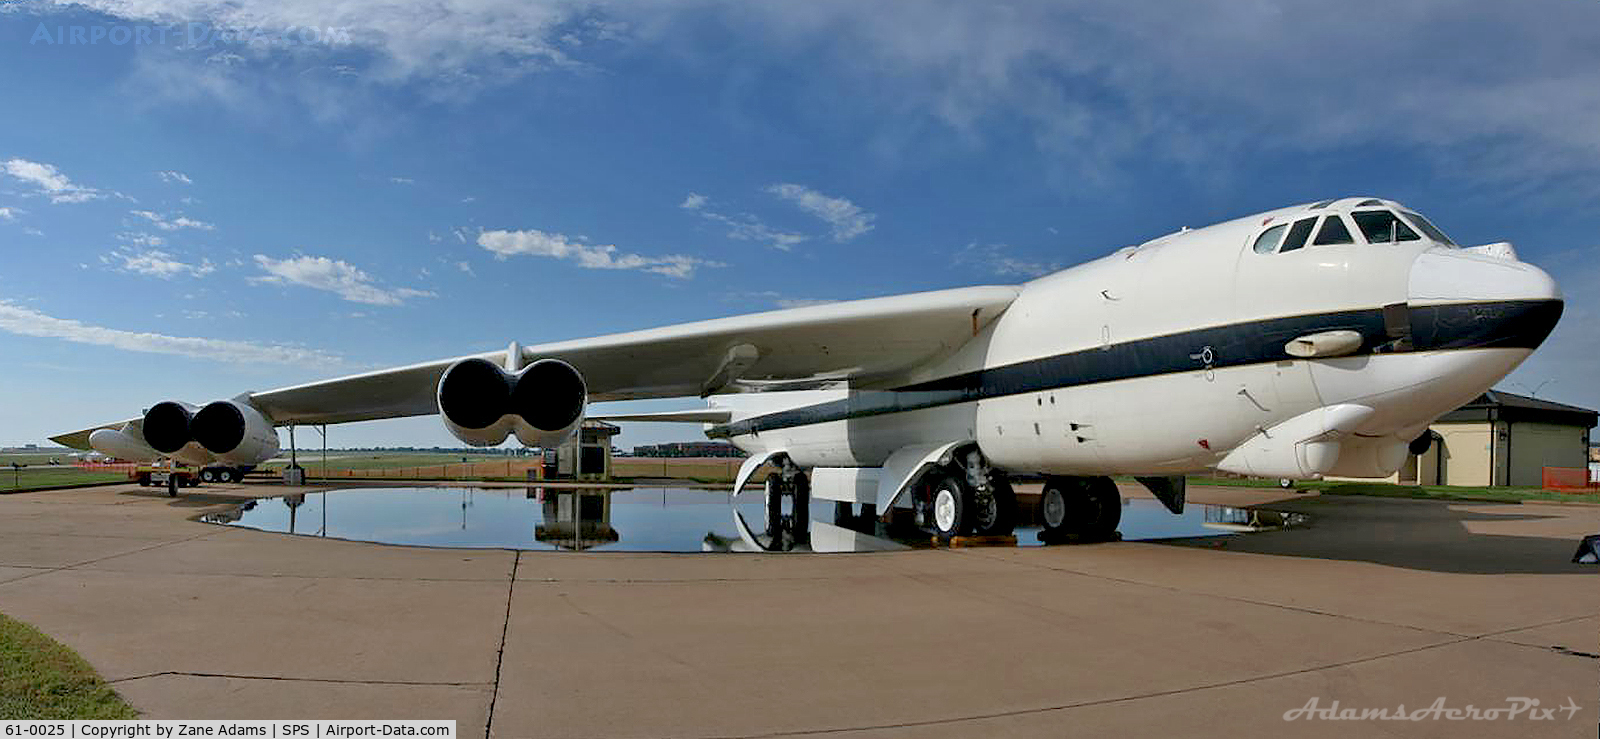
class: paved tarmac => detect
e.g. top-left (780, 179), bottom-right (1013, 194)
top-left (0, 481), bottom-right (1594, 738)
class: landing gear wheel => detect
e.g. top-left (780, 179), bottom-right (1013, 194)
top-left (1039, 476), bottom-right (1122, 541)
top-left (166, 474), bottom-right (179, 498)
top-left (221, 468), bottom-right (238, 484)
top-left (200, 469), bottom-right (215, 483)
top-left (763, 473), bottom-right (784, 548)
top-left (1080, 477), bottom-right (1122, 539)
top-left (791, 472), bottom-right (810, 547)
top-left (1278, 478), bottom-right (1294, 490)
top-left (971, 479), bottom-right (1016, 536)
top-left (930, 475), bottom-right (967, 539)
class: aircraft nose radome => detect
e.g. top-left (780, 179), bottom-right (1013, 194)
top-left (1409, 250), bottom-right (1561, 303)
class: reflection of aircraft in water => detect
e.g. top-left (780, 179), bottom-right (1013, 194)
top-left (530, 487), bottom-right (620, 551)
top-left (1201, 506), bottom-right (1307, 533)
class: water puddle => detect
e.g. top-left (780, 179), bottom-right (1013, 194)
top-left (200, 486), bottom-right (1308, 553)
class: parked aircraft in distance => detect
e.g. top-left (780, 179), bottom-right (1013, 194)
top-left (54, 197), bottom-right (1561, 539)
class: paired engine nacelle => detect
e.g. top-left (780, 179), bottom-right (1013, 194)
top-left (436, 357), bottom-right (586, 448)
top-left (141, 397), bottom-right (281, 466)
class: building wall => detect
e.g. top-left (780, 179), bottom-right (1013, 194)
top-left (1507, 421), bottom-right (1590, 487)
top-left (1434, 422), bottom-right (1496, 487)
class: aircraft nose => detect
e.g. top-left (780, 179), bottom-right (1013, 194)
top-left (1407, 249), bottom-right (1563, 351)
top-left (1409, 249), bottom-right (1561, 303)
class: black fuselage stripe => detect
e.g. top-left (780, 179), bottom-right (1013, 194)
top-left (706, 299), bottom-right (1562, 439)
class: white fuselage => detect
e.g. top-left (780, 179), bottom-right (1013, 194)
top-left (711, 199), bottom-right (1561, 480)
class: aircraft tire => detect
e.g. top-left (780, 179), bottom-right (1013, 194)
top-left (929, 474), bottom-right (968, 539)
top-left (972, 478), bottom-right (1016, 536)
top-left (166, 474), bottom-right (178, 497)
top-left (1082, 476), bottom-right (1122, 539)
top-left (200, 469), bottom-right (215, 483)
top-left (1039, 476), bottom-right (1121, 541)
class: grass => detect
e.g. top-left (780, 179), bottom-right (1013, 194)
top-left (1188, 476), bottom-right (1600, 504)
top-left (2, 468), bottom-right (129, 492)
top-left (0, 613), bottom-right (137, 719)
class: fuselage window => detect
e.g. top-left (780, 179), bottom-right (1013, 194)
top-left (1351, 210), bottom-right (1420, 243)
top-left (1279, 217), bottom-right (1317, 253)
top-left (1312, 214), bottom-right (1355, 245)
top-left (1252, 223), bottom-right (1288, 254)
top-left (1400, 211), bottom-right (1456, 246)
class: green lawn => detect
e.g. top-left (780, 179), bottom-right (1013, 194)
top-left (2, 468), bottom-right (128, 492)
top-left (0, 613), bottom-right (137, 719)
top-left (260, 452), bottom-right (516, 471)
top-left (1188, 476), bottom-right (1600, 504)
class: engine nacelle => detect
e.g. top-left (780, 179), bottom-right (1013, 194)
top-left (1325, 436), bottom-right (1410, 479)
top-left (437, 357), bottom-right (586, 448)
top-left (88, 425), bottom-right (159, 463)
top-left (192, 397), bottom-right (281, 466)
top-left (142, 401), bottom-right (199, 454)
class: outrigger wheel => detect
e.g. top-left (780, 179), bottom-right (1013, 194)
top-left (1038, 476), bottom-right (1121, 541)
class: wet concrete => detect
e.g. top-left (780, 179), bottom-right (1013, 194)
top-left (0, 481), bottom-right (1594, 738)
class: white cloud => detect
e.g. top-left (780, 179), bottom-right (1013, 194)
top-left (0, 300), bottom-right (340, 366)
top-left (0, 207), bottom-right (18, 221)
top-left (678, 192), bottom-right (806, 251)
top-left (766, 184), bottom-right (874, 241)
top-left (457, 261), bottom-right (475, 275)
top-left (389, 176), bottom-right (415, 184)
top-left (119, 232), bottom-right (166, 247)
top-left (131, 210), bottom-right (215, 231)
top-left (252, 254), bottom-right (436, 306)
top-left (477, 229), bottom-right (719, 278)
top-left (102, 247), bottom-right (216, 279)
top-left (2, 158), bottom-right (101, 203)
top-left (157, 170), bottom-right (193, 184)
top-left (956, 242), bottom-right (1059, 279)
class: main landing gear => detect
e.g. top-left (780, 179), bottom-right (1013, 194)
top-left (1037, 476), bottom-right (1122, 541)
top-left (919, 448), bottom-right (1017, 540)
top-left (762, 456), bottom-right (811, 551)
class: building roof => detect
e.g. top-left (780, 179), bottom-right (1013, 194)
top-left (1438, 390), bottom-right (1598, 429)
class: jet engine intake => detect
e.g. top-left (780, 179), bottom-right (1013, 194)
top-left (192, 398), bottom-right (281, 466)
top-left (437, 357), bottom-right (586, 447)
top-left (142, 401), bottom-right (198, 454)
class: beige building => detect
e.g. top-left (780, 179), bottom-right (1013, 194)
top-left (1389, 391), bottom-right (1596, 487)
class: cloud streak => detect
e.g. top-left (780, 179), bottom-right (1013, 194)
top-left (102, 247), bottom-right (216, 279)
top-left (477, 229), bottom-right (719, 278)
top-left (2, 158), bottom-right (102, 203)
top-left (0, 300), bottom-right (340, 366)
top-left (680, 192), bottom-right (806, 251)
top-left (252, 254), bottom-right (436, 305)
top-left (766, 184), bottom-right (874, 241)
top-left (131, 210), bottom-right (215, 231)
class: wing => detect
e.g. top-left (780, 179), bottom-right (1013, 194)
top-left (55, 285), bottom-right (1018, 443)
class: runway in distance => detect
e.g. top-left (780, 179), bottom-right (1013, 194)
top-left (54, 197), bottom-right (1563, 540)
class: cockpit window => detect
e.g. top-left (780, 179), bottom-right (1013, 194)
top-left (1351, 210), bottom-right (1420, 243)
top-left (1400, 211), bottom-right (1456, 246)
top-left (1279, 217), bottom-right (1317, 253)
top-left (1312, 214), bottom-right (1355, 245)
top-left (1252, 224), bottom-right (1287, 254)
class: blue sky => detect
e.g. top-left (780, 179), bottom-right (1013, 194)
top-left (2, 0), bottom-right (1597, 449)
